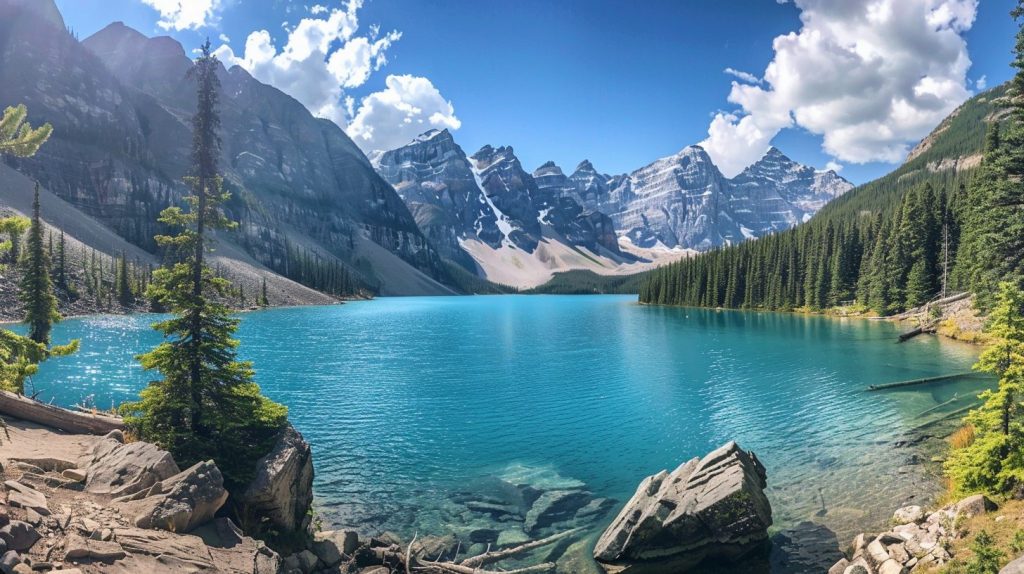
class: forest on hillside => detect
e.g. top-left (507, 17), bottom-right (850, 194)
top-left (639, 81), bottom-right (1020, 315)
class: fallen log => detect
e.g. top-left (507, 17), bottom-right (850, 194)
top-left (0, 390), bottom-right (124, 435)
top-left (867, 372), bottom-right (976, 391)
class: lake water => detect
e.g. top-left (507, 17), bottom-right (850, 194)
top-left (23, 295), bottom-right (991, 572)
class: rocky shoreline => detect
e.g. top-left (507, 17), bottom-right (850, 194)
top-left (828, 495), bottom-right (999, 574)
top-left (0, 397), bottom-right (1007, 574)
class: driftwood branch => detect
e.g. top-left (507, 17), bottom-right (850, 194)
top-left (458, 528), bottom-right (582, 568)
top-left (417, 560), bottom-right (556, 574)
top-left (406, 533), bottom-right (418, 574)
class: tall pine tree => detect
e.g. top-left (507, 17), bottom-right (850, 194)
top-left (19, 184), bottom-right (60, 344)
top-left (121, 42), bottom-right (287, 487)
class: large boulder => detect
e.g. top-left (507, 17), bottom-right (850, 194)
top-left (594, 441), bottom-right (772, 572)
top-left (117, 460), bottom-right (228, 533)
top-left (237, 424), bottom-right (314, 537)
top-left (83, 438), bottom-right (180, 498)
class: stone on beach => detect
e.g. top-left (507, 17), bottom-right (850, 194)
top-left (0, 521), bottom-right (39, 552)
top-left (83, 439), bottom-right (179, 498)
top-left (119, 460), bottom-right (229, 533)
top-left (63, 534), bottom-right (127, 561)
top-left (2, 482), bottom-right (48, 517)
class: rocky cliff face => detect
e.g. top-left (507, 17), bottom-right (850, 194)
top-left (0, 1), bottom-right (453, 296)
top-left (729, 147), bottom-right (852, 235)
top-left (375, 131), bottom-right (623, 278)
top-left (604, 146), bottom-right (737, 250)
top-left (374, 129), bottom-right (497, 269)
top-left (594, 146), bottom-right (853, 249)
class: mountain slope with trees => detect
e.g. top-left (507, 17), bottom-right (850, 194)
top-left (639, 82), bottom-right (1009, 313)
top-left (0, 0), bottom-right (457, 297)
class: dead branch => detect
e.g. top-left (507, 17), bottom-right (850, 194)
top-left (458, 528), bottom-right (582, 568)
top-left (406, 532), bottom-right (418, 574)
top-left (416, 560), bottom-right (556, 574)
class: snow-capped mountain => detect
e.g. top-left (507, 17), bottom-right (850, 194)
top-left (375, 130), bottom-right (634, 287)
top-left (375, 131), bottom-right (852, 287)
top-left (593, 145), bottom-right (853, 249)
top-left (602, 146), bottom-right (735, 250)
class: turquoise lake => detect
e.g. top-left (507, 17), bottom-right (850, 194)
top-left (22, 295), bottom-right (992, 569)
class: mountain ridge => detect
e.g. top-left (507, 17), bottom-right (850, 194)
top-left (0, 1), bottom-right (458, 297)
top-left (376, 127), bottom-right (851, 287)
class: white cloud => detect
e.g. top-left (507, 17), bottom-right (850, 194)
top-left (347, 75), bottom-right (461, 153)
top-left (140, 0), bottom-right (223, 31)
top-left (825, 160), bottom-right (843, 173)
top-left (976, 74), bottom-right (987, 90)
top-left (310, 4), bottom-right (328, 15)
top-left (702, 0), bottom-right (977, 177)
top-left (218, 33), bottom-right (230, 43)
top-left (214, 0), bottom-right (401, 128)
top-left (723, 68), bottom-right (761, 84)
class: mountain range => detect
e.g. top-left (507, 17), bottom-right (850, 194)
top-left (375, 129), bottom-right (852, 287)
top-left (0, 0), bottom-right (851, 295)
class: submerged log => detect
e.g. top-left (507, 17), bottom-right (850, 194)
top-left (867, 372), bottom-right (975, 391)
top-left (0, 390), bottom-right (124, 435)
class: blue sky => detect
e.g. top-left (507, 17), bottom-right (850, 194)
top-left (56, 0), bottom-right (1019, 184)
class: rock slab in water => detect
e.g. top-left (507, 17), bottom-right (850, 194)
top-left (237, 423), bottom-right (314, 537)
top-left (593, 441), bottom-right (772, 572)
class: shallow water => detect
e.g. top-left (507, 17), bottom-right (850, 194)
top-left (24, 295), bottom-right (991, 570)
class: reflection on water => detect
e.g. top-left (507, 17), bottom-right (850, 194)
top-left (26, 296), bottom-right (992, 573)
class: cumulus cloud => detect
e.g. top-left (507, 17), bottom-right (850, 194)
top-left (140, 0), bottom-right (223, 31)
top-left (825, 160), bottom-right (844, 173)
top-left (347, 75), bottom-right (461, 153)
top-left (214, 0), bottom-right (401, 127)
top-left (976, 74), bottom-right (987, 90)
top-left (723, 68), bottom-right (761, 84)
top-left (702, 0), bottom-right (978, 177)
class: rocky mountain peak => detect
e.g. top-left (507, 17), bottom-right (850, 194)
top-left (574, 160), bottom-right (596, 173)
top-left (413, 128), bottom-right (452, 144)
top-left (532, 161), bottom-right (564, 178)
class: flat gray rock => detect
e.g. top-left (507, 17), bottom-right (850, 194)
top-left (594, 441), bottom-right (772, 572)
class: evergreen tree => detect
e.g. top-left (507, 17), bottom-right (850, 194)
top-left (259, 278), bottom-right (269, 306)
top-left (955, 4), bottom-right (1024, 307)
top-left (116, 253), bottom-right (132, 305)
top-left (56, 230), bottom-right (68, 292)
top-left (19, 184), bottom-right (60, 345)
top-left (946, 283), bottom-right (1024, 495)
top-left (1, 107), bottom-right (75, 395)
top-left (121, 42), bottom-right (287, 487)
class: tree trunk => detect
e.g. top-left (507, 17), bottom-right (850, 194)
top-left (0, 390), bottom-right (124, 435)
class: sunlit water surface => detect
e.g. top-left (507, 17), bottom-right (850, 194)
top-left (25, 295), bottom-right (991, 571)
